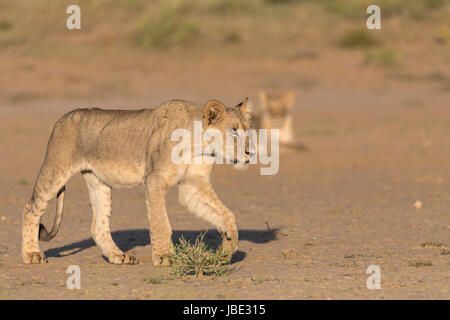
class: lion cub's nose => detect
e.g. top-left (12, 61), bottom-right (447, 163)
top-left (245, 151), bottom-right (256, 159)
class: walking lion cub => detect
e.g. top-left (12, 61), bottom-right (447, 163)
top-left (22, 99), bottom-right (253, 266)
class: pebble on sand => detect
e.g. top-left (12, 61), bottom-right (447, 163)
top-left (414, 201), bottom-right (422, 210)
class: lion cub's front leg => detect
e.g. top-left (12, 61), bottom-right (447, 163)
top-left (144, 175), bottom-right (174, 267)
top-left (178, 178), bottom-right (239, 259)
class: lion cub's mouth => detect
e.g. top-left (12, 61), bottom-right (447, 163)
top-left (201, 152), bottom-right (251, 164)
top-left (232, 159), bottom-right (250, 164)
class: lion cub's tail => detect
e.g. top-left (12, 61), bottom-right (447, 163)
top-left (38, 186), bottom-right (65, 241)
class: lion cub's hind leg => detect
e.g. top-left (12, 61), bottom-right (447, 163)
top-left (83, 172), bottom-right (137, 265)
top-left (22, 165), bottom-right (72, 264)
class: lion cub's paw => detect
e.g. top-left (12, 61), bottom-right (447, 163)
top-left (109, 253), bottom-right (138, 265)
top-left (23, 251), bottom-right (47, 264)
top-left (222, 238), bottom-right (238, 255)
top-left (152, 254), bottom-right (171, 267)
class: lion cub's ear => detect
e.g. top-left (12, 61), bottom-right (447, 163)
top-left (259, 91), bottom-right (268, 110)
top-left (203, 100), bottom-right (226, 126)
top-left (284, 91), bottom-right (295, 108)
top-left (235, 97), bottom-right (252, 122)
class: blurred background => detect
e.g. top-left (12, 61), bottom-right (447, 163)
top-left (0, 0), bottom-right (449, 299)
top-left (0, 0), bottom-right (448, 107)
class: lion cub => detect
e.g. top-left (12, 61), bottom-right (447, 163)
top-left (256, 91), bottom-right (307, 151)
top-left (22, 99), bottom-right (253, 266)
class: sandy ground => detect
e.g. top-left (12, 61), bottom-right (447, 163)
top-left (0, 80), bottom-right (449, 299)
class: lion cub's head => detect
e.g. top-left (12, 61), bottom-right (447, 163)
top-left (259, 91), bottom-right (295, 129)
top-left (202, 98), bottom-right (255, 168)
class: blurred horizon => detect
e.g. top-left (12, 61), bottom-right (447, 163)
top-left (0, 0), bottom-right (448, 108)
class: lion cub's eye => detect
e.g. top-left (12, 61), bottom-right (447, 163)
top-left (229, 128), bottom-right (239, 137)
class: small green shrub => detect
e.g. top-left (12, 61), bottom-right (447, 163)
top-left (408, 260), bottom-right (433, 267)
top-left (144, 277), bottom-right (163, 284)
top-left (169, 231), bottom-right (231, 277)
top-left (264, 0), bottom-right (299, 4)
top-left (223, 31), bottom-right (242, 43)
top-left (340, 29), bottom-right (380, 48)
top-left (423, 0), bottom-right (445, 8)
top-left (326, 0), bottom-right (364, 19)
top-left (134, 9), bottom-right (200, 48)
top-left (364, 49), bottom-right (399, 67)
top-left (209, 0), bottom-right (255, 15)
top-left (0, 20), bottom-right (12, 31)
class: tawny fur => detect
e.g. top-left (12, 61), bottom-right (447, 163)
top-left (22, 99), bottom-right (252, 266)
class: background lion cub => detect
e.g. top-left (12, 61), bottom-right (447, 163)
top-left (257, 91), bottom-right (308, 151)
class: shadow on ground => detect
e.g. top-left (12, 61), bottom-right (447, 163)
top-left (44, 228), bottom-right (280, 264)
